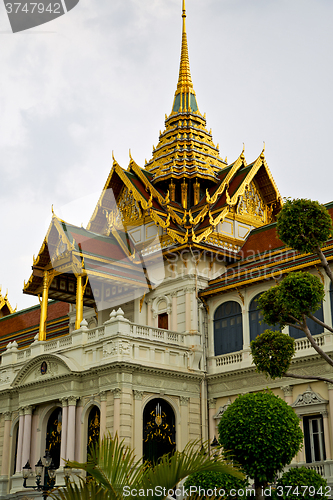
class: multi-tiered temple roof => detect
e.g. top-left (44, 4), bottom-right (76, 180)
top-left (23, 0), bottom-right (283, 325)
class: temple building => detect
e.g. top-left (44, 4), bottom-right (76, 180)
top-left (1, 1), bottom-right (333, 497)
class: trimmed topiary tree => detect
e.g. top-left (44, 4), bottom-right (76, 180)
top-left (276, 467), bottom-right (328, 500)
top-left (184, 471), bottom-right (249, 500)
top-left (218, 391), bottom-right (303, 500)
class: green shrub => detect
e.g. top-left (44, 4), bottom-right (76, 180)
top-left (184, 471), bottom-right (249, 500)
top-left (276, 467), bottom-right (327, 500)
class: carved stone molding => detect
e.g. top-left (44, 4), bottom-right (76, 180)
top-left (133, 390), bottom-right (144, 401)
top-left (112, 388), bottom-right (121, 399)
top-left (208, 398), bottom-right (217, 410)
top-left (99, 391), bottom-right (107, 402)
top-left (291, 385), bottom-right (328, 416)
top-left (326, 382), bottom-right (333, 391)
top-left (68, 396), bottom-right (79, 406)
top-left (4, 411), bottom-right (12, 421)
top-left (180, 396), bottom-right (189, 406)
top-left (60, 398), bottom-right (68, 407)
top-left (214, 398), bottom-right (231, 419)
top-left (281, 385), bottom-right (293, 398)
top-left (24, 406), bottom-right (32, 416)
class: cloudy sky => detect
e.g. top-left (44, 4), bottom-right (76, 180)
top-left (0, 0), bottom-right (332, 311)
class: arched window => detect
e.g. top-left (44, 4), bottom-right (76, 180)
top-left (214, 301), bottom-right (243, 356)
top-left (87, 406), bottom-right (100, 455)
top-left (46, 408), bottom-right (62, 469)
top-left (143, 398), bottom-right (175, 465)
top-left (249, 293), bottom-right (279, 342)
top-left (289, 303), bottom-right (324, 339)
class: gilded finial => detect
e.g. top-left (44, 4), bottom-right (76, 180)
top-left (176, 0), bottom-right (194, 95)
top-left (129, 149), bottom-right (133, 160)
top-left (52, 204), bottom-right (54, 216)
top-left (260, 142), bottom-right (266, 158)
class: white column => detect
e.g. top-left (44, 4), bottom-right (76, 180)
top-left (208, 399), bottom-right (217, 444)
top-left (282, 386), bottom-right (293, 405)
top-left (15, 408), bottom-right (25, 473)
top-left (113, 389), bottom-right (121, 437)
top-left (75, 403), bottom-right (83, 463)
top-left (185, 289), bottom-right (191, 332)
top-left (180, 397), bottom-right (189, 451)
top-left (133, 391), bottom-right (143, 457)
top-left (100, 392), bottom-right (107, 440)
top-left (60, 399), bottom-right (68, 466)
top-left (297, 417), bottom-right (305, 463)
top-left (327, 383), bottom-right (333, 461)
top-left (171, 292), bottom-right (178, 332)
top-left (66, 397), bottom-right (78, 461)
top-left (323, 411), bottom-right (332, 460)
top-left (1, 413), bottom-right (12, 476)
top-left (242, 306), bottom-right (250, 349)
top-left (147, 300), bottom-right (153, 327)
top-left (21, 406), bottom-right (32, 469)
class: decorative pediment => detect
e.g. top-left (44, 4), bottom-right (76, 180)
top-left (12, 354), bottom-right (73, 387)
top-left (291, 385), bottom-right (328, 416)
top-left (214, 398), bottom-right (231, 419)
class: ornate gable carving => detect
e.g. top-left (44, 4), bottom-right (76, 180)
top-left (291, 385), bottom-right (328, 416)
top-left (237, 182), bottom-right (265, 223)
top-left (118, 187), bottom-right (142, 226)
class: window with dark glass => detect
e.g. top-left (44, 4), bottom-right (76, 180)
top-left (158, 313), bottom-right (168, 330)
top-left (289, 303), bottom-right (324, 339)
top-left (214, 301), bottom-right (243, 356)
top-left (249, 293), bottom-right (279, 342)
top-left (303, 415), bottom-right (326, 463)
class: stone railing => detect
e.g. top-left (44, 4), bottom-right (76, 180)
top-left (208, 331), bottom-right (333, 375)
top-left (283, 461), bottom-right (333, 483)
top-left (0, 308), bottom-right (203, 386)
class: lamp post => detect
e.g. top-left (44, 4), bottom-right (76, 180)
top-left (22, 450), bottom-right (71, 499)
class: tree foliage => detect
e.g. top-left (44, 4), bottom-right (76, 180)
top-left (258, 272), bottom-right (324, 327)
top-left (250, 198), bottom-right (333, 384)
top-left (251, 330), bottom-right (295, 379)
top-left (184, 471), bottom-right (248, 500)
top-left (277, 198), bottom-right (332, 254)
top-left (51, 434), bottom-right (242, 500)
top-left (276, 467), bottom-right (327, 500)
top-left (218, 392), bottom-right (303, 489)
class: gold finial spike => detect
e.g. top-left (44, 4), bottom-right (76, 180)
top-left (263, 141), bottom-right (266, 152)
top-left (176, 0), bottom-right (193, 94)
top-left (129, 148), bottom-right (132, 160)
top-left (52, 204), bottom-right (54, 215)
top-left (260, 142), bottom-right (266, 159)
top-left (112, 150), bottom-right (116, 162)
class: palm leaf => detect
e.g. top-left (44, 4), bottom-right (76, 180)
top-left (67, 433), bottom-right (144, 497)
top-left (137, 440), bottom-right (243, 499)
top-left (50, 477), bottom-right (111, 500)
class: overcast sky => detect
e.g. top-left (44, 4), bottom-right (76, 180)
top-left (0, 0), bottom-right (332, 311)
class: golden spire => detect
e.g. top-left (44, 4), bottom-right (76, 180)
top-left (176, 0), bottom-right (193, 94)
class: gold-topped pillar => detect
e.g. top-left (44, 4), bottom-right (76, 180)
top-left (181, 179), bottom-right (187, 209)
top-left (194, 179), bottom-right (200, 205)
top-left (39, 270), bottom-right (49, 341)
top-left (75, 275), bottom-right (84, 330)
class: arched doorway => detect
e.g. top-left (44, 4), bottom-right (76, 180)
top-left (46, 408), bottom-right (62, 469)
top-left (143, 398), bottom-right (176, 465)
top-left (87, 406), bottom-right (100, 455)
